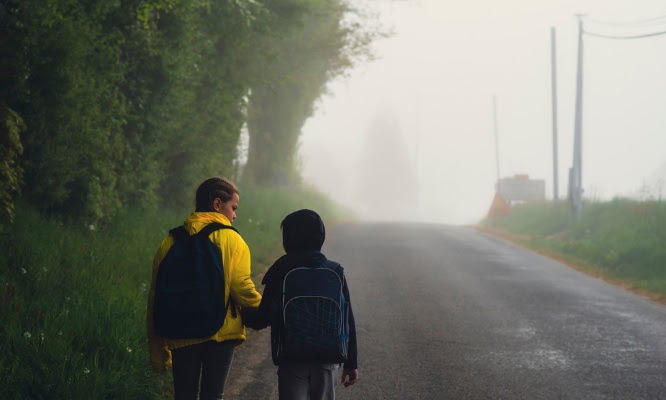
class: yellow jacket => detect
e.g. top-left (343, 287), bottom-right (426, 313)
top-left (146, 212), bottom-right (262, 372)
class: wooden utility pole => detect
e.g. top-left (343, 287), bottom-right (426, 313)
top-left (493, 95), bottom-right (500, 190)
top-left (551, 27), bottom-right (559, 202)
top-left (572, 16), bottom-right (585, 219)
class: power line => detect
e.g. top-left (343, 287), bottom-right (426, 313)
top-left (584, 14), bottom-right (666, 27)
top-left (584, 29), bottom-right (666, 39)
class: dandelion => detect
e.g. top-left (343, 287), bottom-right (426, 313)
top-left (83, 367), bottom-right (90, 374)
top-left (23, 332), bottom-right (31, 339)
top-left (88, 224), bottom-right (96, 231)
top-left (126, 347), bottom-right (132, 353)
top-left (20, 268), bottom-right (27, 275)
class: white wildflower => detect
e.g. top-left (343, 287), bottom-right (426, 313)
top-left (126, 347), bottom-right (132, 353)
top-left (83, 367), bottom-right (90, 374)
top-left (23, 332), bottom-right (31, 338)
top-left (20, 268), bottom-right (27, 275)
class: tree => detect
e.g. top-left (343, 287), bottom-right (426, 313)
top-left (0, 0), bottom-right (382, 222)
top-left (243, 0), bottom-right (378, 186)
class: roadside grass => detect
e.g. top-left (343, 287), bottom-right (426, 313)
top-left (481, 198), bottom-right (666, 301)
top-left (0, 184), bottom-right (351, 399)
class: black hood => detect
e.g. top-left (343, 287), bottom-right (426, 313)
top-left (281, 209), bottom-right (326, 253)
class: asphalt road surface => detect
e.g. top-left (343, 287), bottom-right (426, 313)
top-left (226, 222), bottom-right (666, 399)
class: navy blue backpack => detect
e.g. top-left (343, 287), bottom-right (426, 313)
top-left (153, 222), bottom-right (237, 339)
top-left (277, 261), bottom-right (349, 364)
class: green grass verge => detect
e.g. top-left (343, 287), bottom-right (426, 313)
top-left (0, 184), bottom-right (352, 399)
top-left (481, 199), bottom-right (666, 300)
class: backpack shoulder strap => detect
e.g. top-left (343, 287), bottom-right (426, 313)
top-left (168, 226), bottom-right (189, 242)
top-left (197, 222), bottom-right (239, 239)
top-left (195, 222), bottom-right (239, 318)
top-left (323, 260), bottom-right (344, 280)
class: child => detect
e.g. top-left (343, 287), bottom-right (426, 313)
top-left (244, 209), bottom-right (358, 400)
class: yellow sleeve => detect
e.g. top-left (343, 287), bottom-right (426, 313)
top-left (229, 236), bottom-right (262, 309)
top-left (146, 236), bottom-right (173, 373)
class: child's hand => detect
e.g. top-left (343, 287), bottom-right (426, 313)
top-left (341, 369), bottom-right (358, 387)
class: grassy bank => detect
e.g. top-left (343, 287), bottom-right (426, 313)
top-left (481, 198), bottom-right (666, 301)
top-left (0, 184), bottom-right (350, 399)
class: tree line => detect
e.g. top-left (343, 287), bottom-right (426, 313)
top-left (0, 0), bottom-right (376, 225)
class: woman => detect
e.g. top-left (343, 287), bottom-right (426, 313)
top-left (146, 177), bottom-right (262, 400)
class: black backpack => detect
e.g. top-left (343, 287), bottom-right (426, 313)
top-left (275, 261), bottom-right (349, 364)
top-left (153, 222), bottom-right (237, 339)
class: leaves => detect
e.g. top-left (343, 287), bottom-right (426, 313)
top-left (0, 104), bottom-right (25, 224)
top-left (0, 0), bottom-right (382, 221)
top-left (243, 0), bottom-right (380, 185)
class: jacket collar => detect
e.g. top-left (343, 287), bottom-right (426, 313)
top-left (183, 212), bottom-right (232, 234)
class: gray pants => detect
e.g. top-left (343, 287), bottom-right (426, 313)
top-left (277, 363), bottom-right (340, 400)
top-left (171, 339), bottom-right (236, 400)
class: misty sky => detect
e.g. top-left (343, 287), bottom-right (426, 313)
top-left (298, 0), bottom-right (666, 224)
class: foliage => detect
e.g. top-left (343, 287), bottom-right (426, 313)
top-left (3, 0), bottom-right (129, 221)
top-left (1, 0), bottom-right (379, 221)
top-left (0, 184), bottom-right (352, 398)
top-left (243, 0), bottom-right (380, 185)
top-left (484, 199), bottom-right (666, 298)
top-left (0, 104), bottom-right (25, 225)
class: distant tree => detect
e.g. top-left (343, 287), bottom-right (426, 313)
top-left (354, 111), bottom-right (418, 220)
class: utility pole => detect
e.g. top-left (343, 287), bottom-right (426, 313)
top-left (551, 27), bottom-right (559, 202)
top-left (571, 16), bottom-right (585, 220)
top-left (493, 95), bottom-right (501, 194)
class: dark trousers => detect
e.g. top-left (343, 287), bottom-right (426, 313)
top-left (171, 340), bottom-right (236, 400)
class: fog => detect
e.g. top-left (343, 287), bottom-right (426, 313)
top-left (298, 0), bottom-right (666, 225)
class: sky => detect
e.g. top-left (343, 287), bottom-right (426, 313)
top-left (298, 0), bottom-right (666, 225)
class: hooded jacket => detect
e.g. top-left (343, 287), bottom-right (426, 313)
top-left (146, 212), bottom-right (262, 372)
top-left (244, 209), bottom-right (358, 370)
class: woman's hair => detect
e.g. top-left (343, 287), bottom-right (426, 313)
top-left (195, 177), bottom-right (239, 212)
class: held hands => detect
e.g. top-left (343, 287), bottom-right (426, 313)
top-left (341, 369), bottom-right (358, 387)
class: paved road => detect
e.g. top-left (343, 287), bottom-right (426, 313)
top-left (226, 222), bottom-right (666, 399)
